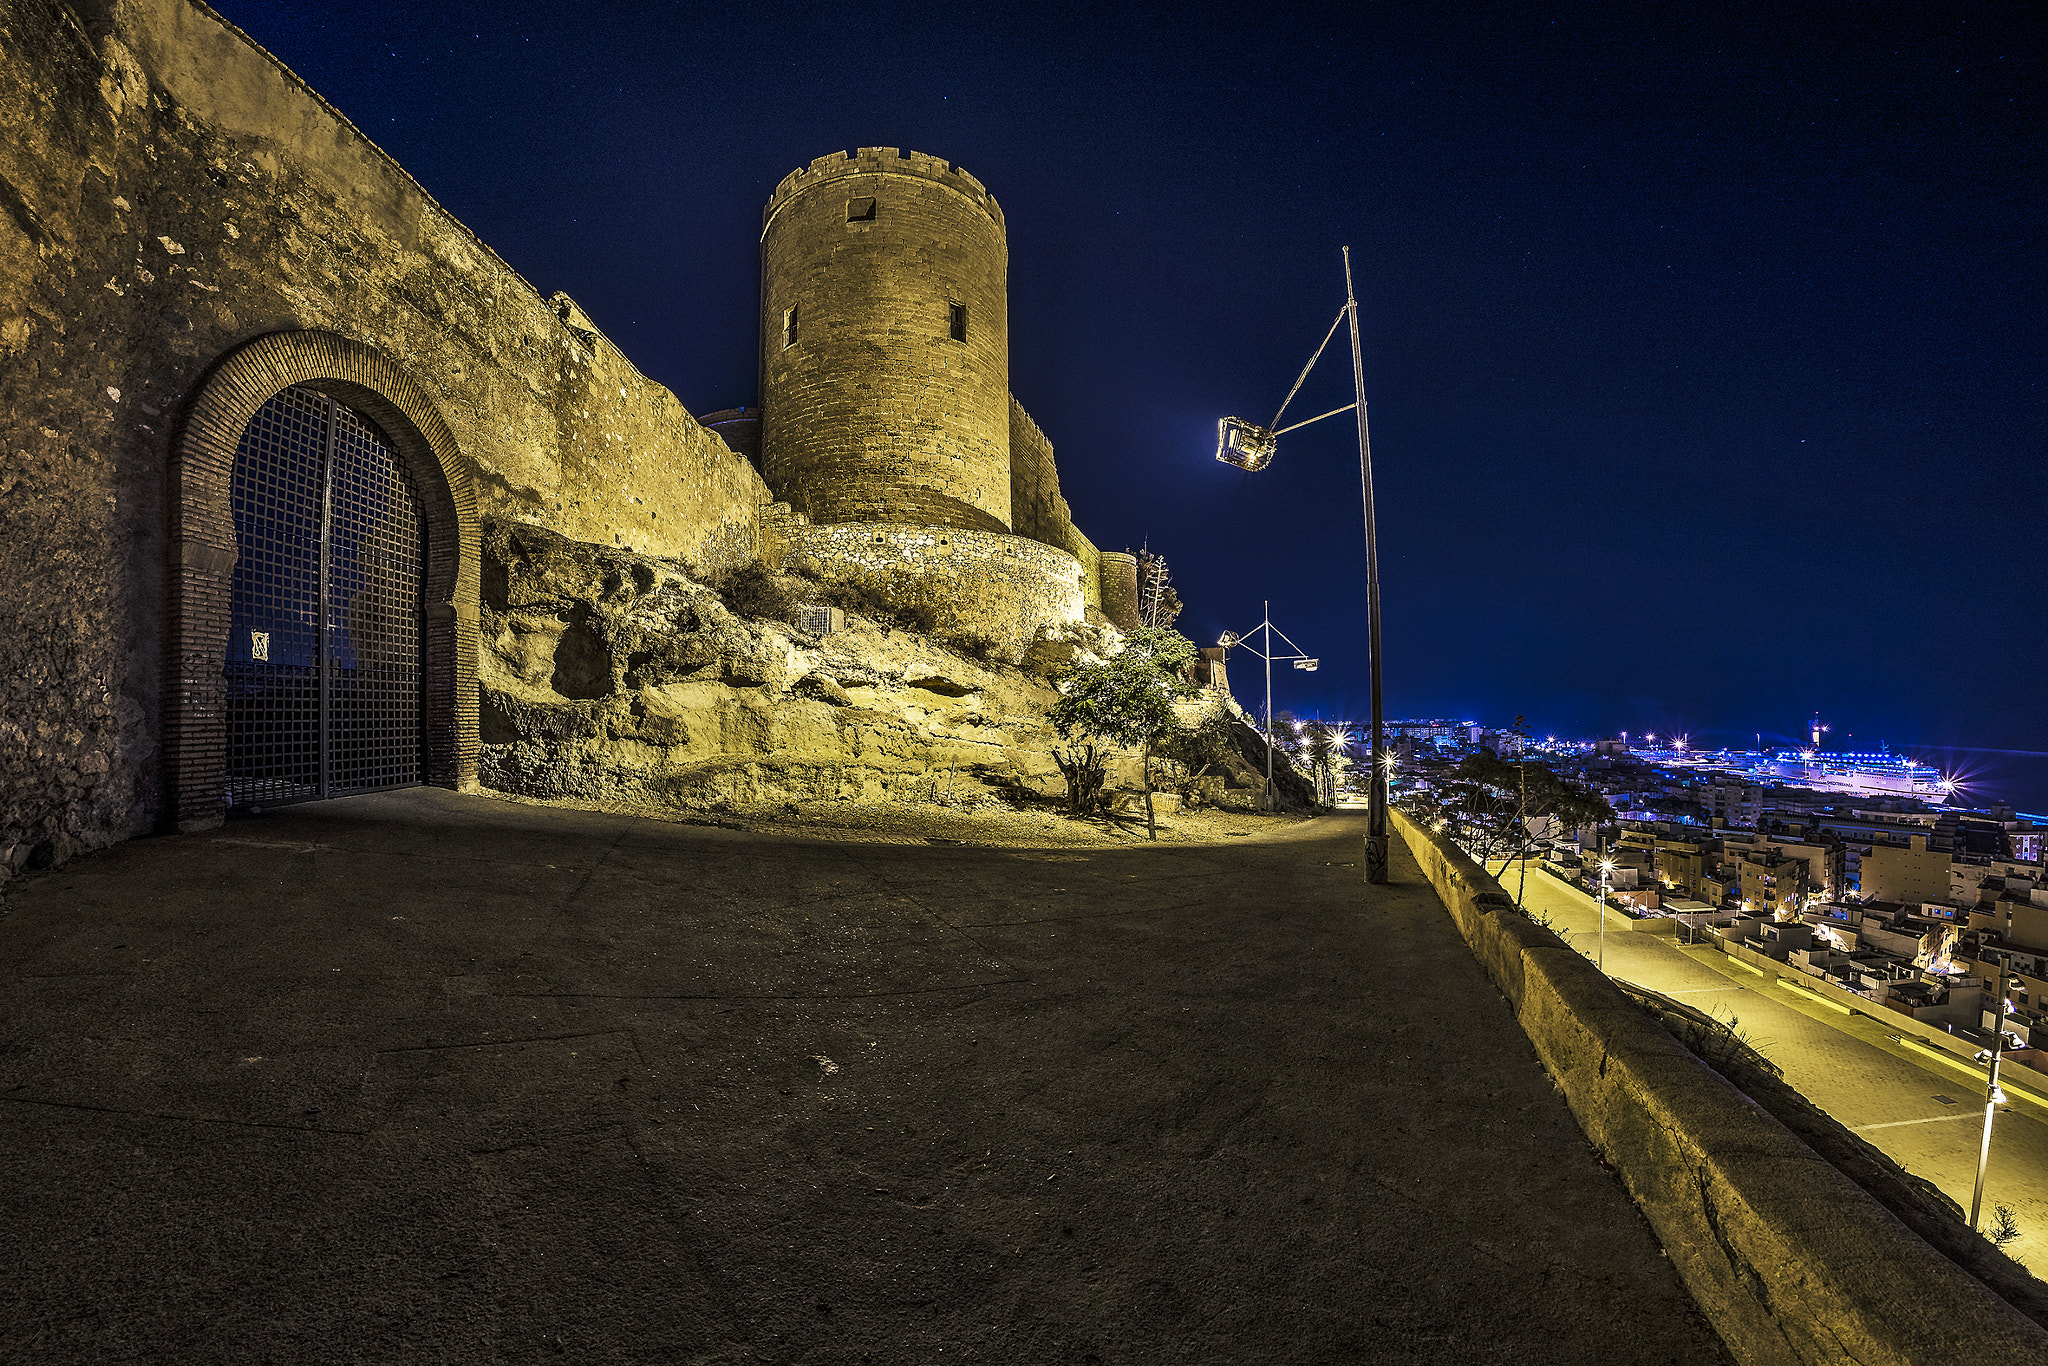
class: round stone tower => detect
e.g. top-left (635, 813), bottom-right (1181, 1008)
top-left (759, 148), bottom-right (1011, 534)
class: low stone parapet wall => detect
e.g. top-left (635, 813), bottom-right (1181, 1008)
top-left (1392, 806), bottom-right (2048, 1366)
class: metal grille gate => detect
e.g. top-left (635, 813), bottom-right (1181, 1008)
top-left (226, 386), bottom-right (425, 807)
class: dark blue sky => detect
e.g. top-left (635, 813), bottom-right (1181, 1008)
top-left (214, 0), bottom-right (2044, 761)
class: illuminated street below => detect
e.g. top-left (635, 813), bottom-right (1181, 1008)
top-left (1488, 858), bottom-right (2048, 1272)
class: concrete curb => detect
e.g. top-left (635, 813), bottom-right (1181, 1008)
top-left (1392, 808), bottom-right (2048, 1366)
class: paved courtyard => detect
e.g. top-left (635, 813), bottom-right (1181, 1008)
top-left (1, 789), bottom-right (1727, 1363)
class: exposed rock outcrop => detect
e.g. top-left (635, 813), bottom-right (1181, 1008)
top-left (479, 521), bottom-right (1315, 817)
top-left (482, 523), bottom-right (1082, 809)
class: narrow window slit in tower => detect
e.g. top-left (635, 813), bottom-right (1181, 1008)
top-left (949, 303), bottom-right (967, 342)
top-left (783, 305), bottom-right (798, 348)
top-left (847, 197), bottom-right (876, 222)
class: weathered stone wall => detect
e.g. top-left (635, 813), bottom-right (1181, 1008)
top-left (0, 0), bottom-right (769, 861)
top-left (1008, 395), bottom-right (1103, 615)
top-left (779, 523), bottom-right (1086, 661)
top-left (1097, 550), bottom-right (1141, 631)
top-left (759, 148), bottom-right (1011, 534)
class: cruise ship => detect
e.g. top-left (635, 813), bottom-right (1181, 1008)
top-left (1635, 714), bottom-right (1956, 804)
top-left (1760, 749), bottom-right (1952, 799)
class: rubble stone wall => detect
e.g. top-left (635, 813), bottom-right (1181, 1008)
top-left (780, 523), bottom-right (1087, 660)
top-left (0, 0), bottom-right (770, 862)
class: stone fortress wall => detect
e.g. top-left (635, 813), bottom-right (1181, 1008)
top-left (760, 148), bottom-right (1011, 534)
top-left (755, 146), bottom-right (1125, 654)
top-left (1009, 397), bottom-right (1105, 613)
top-left (0, 0), bottom-right (1131, 863)
top-left (0, 0), bottom-right (763, 855)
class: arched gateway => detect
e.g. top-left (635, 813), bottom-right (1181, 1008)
top-left (165, 333), bottom-right (479, 832)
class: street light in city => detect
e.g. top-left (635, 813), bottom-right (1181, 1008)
top-left (1213, 247), bottom-right (1389, 882)
top-left (1970, 974), bottom-right (2023, 1231)
top-left (1597, 857), bottom-right (1616, 973)
top-left (1217, 605), bottom-right (1316, 812)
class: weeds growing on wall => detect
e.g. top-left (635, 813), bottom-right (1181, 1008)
top-left (837, 582), bottom-right (932, 632)
top-left (710, 562), bottom-right (798, 621)
top-left (941, 632), bottom-right (1005, 664)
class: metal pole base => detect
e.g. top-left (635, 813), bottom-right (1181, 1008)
top-left (1364, 834), bottom-right (1390, 883)
top-left (1365, 775), bottom-right (1390, 884)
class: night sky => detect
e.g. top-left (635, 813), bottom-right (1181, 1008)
top-left (211, 3), bottom-right (2045, 788)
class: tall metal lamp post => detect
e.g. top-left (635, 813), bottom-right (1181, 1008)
top-left (1597, 857), bottom-right (1616, 973)
top-left (1217, 604), bottom-right (1317, 812)
top-left (1970, 974), bottom-right (2022, 1231)
top-left (1214, 247), bottom-right (1389, 882)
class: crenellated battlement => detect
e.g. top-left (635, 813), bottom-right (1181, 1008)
top-left (762, 147), bottom-right (1005, 231)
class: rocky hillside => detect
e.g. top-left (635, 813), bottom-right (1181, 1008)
top-left (479, 522), bottom-right (1298, 816)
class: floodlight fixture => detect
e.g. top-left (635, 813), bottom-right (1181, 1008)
top-left (1294, 657), bottom-right (1319, 671)
top-left (1217, 630), bottom-right (1241, 648)
top-left (1215, 418), bottom-right (1277, 472)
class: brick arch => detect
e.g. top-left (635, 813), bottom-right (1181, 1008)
top-left (164, 331), bottom-right (479, 832)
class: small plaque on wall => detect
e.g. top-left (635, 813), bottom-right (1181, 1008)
top-left (251, 630), bottom-right (269, 662)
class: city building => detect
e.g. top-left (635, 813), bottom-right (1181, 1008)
top-left (1859, 835), bottom-right (1952, 906)
top-left (1737, 849), bottom-right (1807, 920)
top-left (1960, 881), bottom-right (2048, 1049)
top-left (1719, 830), bottom-right (1846, 904)
top-left (1704, 781), bottom-right (1764, 828)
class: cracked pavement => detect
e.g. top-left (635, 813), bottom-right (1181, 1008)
top-left (1, 789), bottom-right (1728, 1363)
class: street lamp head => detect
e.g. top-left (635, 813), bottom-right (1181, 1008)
top-left (1215, 417), bottom-right (1277, 472)
top-left (1217, 630), bottom-right (1240, 648)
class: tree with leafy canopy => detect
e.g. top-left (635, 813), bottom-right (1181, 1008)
top-left (1422, 750), bottom-right (1614, 876)
top-left (1048, 626), bottom-right (1200, 840)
